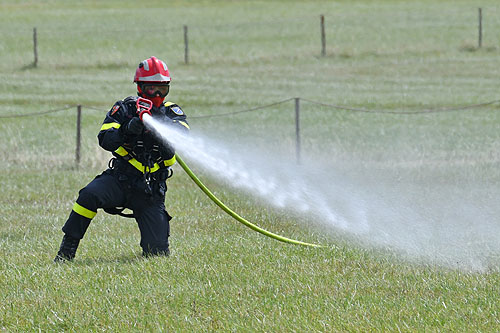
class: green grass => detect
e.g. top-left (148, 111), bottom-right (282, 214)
top-left (1, 0), bottom-right (500, 331)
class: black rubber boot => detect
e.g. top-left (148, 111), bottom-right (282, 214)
top-left (54, 234), bottom-right (80, 262)
top-left (142, 248), bottom-right (170, 258)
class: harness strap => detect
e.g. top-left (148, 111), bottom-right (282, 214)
top-left (114, 146), bottom-right (176, 174)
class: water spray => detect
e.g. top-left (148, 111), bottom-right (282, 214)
top-left (136, 98), bottom-right (500, 271)
top-left (174, 153), bottom-right (322, 248)
top-left (137, 98), bottom-right (323, 248)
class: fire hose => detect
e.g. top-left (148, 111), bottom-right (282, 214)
top-left (175, 153), bottom-right (323, 248)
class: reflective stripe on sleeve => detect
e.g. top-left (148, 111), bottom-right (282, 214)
top-left (73, 202), bottom-right (97, 219)
top-left (100, 122), bottom-right (121, 131)
top-left (164, 156), bottom-right (176, 166)
top-left (177, 120), bottom-right (190, 130)
top-left (114, 146), bottom-right (129, 157)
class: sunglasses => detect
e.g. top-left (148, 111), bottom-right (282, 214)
top-left (141, 83), bottom-right (170, 97)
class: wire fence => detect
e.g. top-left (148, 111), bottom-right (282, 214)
top-left (4, 6), bottom-right (498, 69)
top-left (3, 6), bottom-right (500, 169)
top-left (299, 98), bottom-right (500, 115)
top-left (0, 105), bottom-right (76, 118)
top-left (1, 97), bottom-right (499, 119)
top-left (2, 97), bottom-right (499, 165)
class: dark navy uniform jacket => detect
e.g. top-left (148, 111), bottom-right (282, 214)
top-left (98, 96), bottom-right (189, 178)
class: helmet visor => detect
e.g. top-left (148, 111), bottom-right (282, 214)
top-left (141, 83), bottom-right (170, 98)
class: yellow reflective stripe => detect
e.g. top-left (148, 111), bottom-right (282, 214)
top-left (73, 202), bottom-right (97, 219)
top-left (115, 146), bottom-right (129, 157)
top-left (127, 158), bottom-right (145, 172)
top-left (177, 120), bottom-right (190, 129)
top-left (147, 163), bottom-right (160, 173)
top-left (114, 146), bottom-right (161, 173)
top-left (128, 158), bottom-right (161, 173)
top-left (164, 101), bottom-right (174, 107)
top-left (100, 122), bottom-right (121, 131)
top-left (164, 156), bottom-right (176, 166)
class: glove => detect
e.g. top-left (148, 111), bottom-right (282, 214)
top-left (126, 117), bottom-right (144, 135)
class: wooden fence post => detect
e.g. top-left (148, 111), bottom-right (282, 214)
top-left (478, 8), bottom-right (482, 48)
top-left (295, 97), bottom-right (301, 164)
top-left (320, 15), bottom-right (326, 56)
top-left (76, 105), bottom-right (82, 166)
top-left (184, 25), bottom-right (189, 64)
top-left (33, 27), bottom-right (38, 67)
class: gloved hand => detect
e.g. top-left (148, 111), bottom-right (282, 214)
top-left (126, 117), bottom-right (144, 135)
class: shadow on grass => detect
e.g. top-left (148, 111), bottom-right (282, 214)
top-left (459, 44), bottom-right (497, 53)
top-left (20, 63), bottom-right (37, 71)
top-left (70, 253), bottom-right (146, 266)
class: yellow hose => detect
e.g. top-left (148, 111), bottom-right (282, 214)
top-left (175, 153), bottom-right (323, 248)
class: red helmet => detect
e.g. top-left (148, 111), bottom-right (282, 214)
top-left (134, 56), bottom-right (171, 107)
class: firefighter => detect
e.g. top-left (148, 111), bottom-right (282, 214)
top-left (54, 56), bottom-right (189, 262)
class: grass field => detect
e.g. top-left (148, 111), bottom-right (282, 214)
top-left (1, 0), bottom-right (500, 331)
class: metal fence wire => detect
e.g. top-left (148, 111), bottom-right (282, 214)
top-left (1, 98), bottom-right (499, 119)
top-left (2, 97), bottom-right (499, 165)
top-left (5, 8), bottom-right (498, 69)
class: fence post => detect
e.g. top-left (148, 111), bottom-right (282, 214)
top-left (320, 15), bottom-right (326, 56)
top-left (295, 97), bottom-right (301, 164)
top-left (478, 8), bottom-right (482, 48)
top-left (76, 105), bottom-right (82, 166)
top-left (184, 25), bottom-right (189, 64)
top-left (33, 27), bottom-right (38, 67)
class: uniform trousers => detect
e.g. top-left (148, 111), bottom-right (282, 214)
top-left (62, 168), bottom-right (171, 255)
